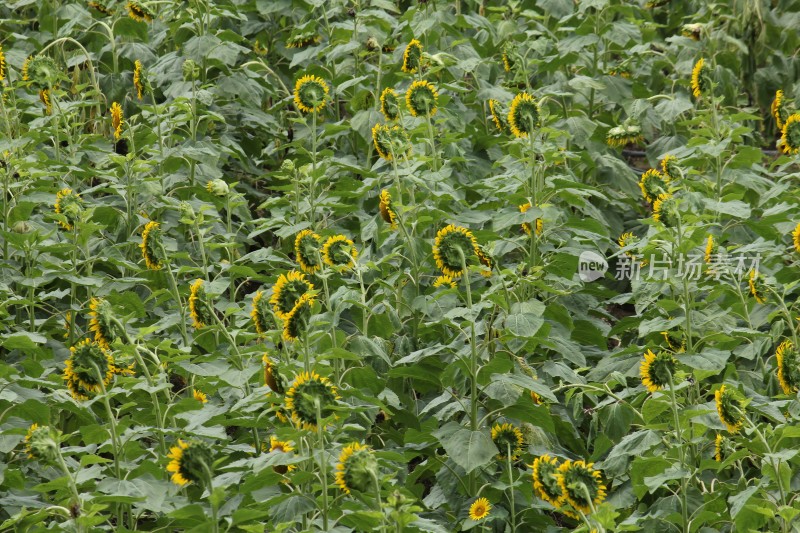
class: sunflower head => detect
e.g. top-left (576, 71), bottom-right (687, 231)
top-left (660, 155), bottom-right (680, 180)
top-left (792, 223), bottom-right (800, 254)
top-left (557, 460), bottom-right (607, 515)
top-left (780, 113), bottom-right (800, 155)
top-left (607, 64), bottom-right (632, 78)
top-left (772, 90), bottom-right (789, 130)
top-left (640, 349), bottom-right (677, 393)
top-left (691, 57), bottom-right (710, 99)
top-left (401, 39), bottom-right (423, 74)
top-left (63, 339), bottom-right (115, 400)
top-left (380, 87), bottom-right (401, 121)
top-left (703, 234), bottom-right (717, 264)
top-left (681, 23), bottom-right (703, 40)
top-left (22, 55), bottom-right (60, 88)
top-left (335, 442), bottom-right (378, 494)
top-left (491, 423), bottom-right (523, 460)
top-left (475, 244), bottom-right (494, 278)
top-left (282, 292), bottom-right (315, 342)
top-left (54, 188), bottom-right (83, 231)
top-left (133, 60), bottom-right (145, 99)
top-left (501, 43), bottom-right (515, 73)
top-left (715, 384), bottom-right (745, 433)
top-left (88, 297), bottom-right (117, 350)
top-left (379, 189), bottom-right (398, 229)
top-left (661, 331), bottom-right (686, 353)
top-left (269, 436), bottom-right (296, 474)
top-left (748, 269), bottom-right (767, 304)
top-left (293, 75), bottom-right (329, 114)
top-left (110, 102), bottom-right (124, 140)
top-left (519, 202), bottom-right (543, 236)
top-left (39, 89), bottom-right (52, 115)
top-left (88, 2), bottom-right (114, 15)
top-left (488, 99), bottom-right (510, 133)
top-left (433, 274), bottom-right (458, 289)
top-left (372, 123), bottom-right (412, 161)
top-left (294, 230), bottom-right (323, 274)
top-left (188, 279), bottom-right (215, 329)
top-left (269, 271), bottom-right (314, 319)
top-left (652, 193), bottom-right (679, 227)
top-left (508, 92), bottom-right (540, 138)
top-left (166, 439), bottom-right (214, 486)
top-left (322, 235), bottom-right (358, 271)
top-left (284, 371), bottom-right (339, 430)
top-left (776, 340), bottom-right (800, 395)
top-left (287, 25), bottom-right (321, 49)
top-left (0, 44), bottom-right (6, 83)
top-left (193, 390), bottom-right (208, 403)
top-left (469, 497), bottom-right (491, 521)
top-left (618, 232), bottom-right (640, 259)
top-left (250, 291), bottom-right (272, 336)
top-left (532, 454), bottom-right (565, 508)
top-left (24, 423), bottom-right (58, 462)
top-left (433, 224), bottom-right (478, 278)
top-left (127, 1), bottom-right (154, 22)
top-left (714, 433), bottom-right (726, 462)
top-left (263, 354), bottom-right (286, 393)
top-left (406, 80), bottom-right (438, 118)
top-left (140, 220), bottom-right (164, 270)
top-left (606, 123), bottom-right (643, 148)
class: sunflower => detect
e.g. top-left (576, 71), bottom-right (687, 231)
top-left (263, 354), bottom-right (285, 393)
top-left (251, 291), bottom-right (272, 336)
top-left (126, 1), bottom-right (153, 22)
top-left (54, 188), bottom-right (82, 230)
top-left (519, 202), bottom-right (543, 236)
top-left (748, 269), bottom-right (767, 304)
top-left (660, 155), bottom-right (680, 180)
top-left (606, 124), bottom-right (644, 148)
top-left (379, 189), bottom-right (398, 229)
top-left (380, 87), bottom-right (400, 121)
top-left (714, 433), bottom-right (725, 462)
top-left (401, 39), bottom-right (423, 74)
top-left (269, 436), bottom-right (296, 474)
top-left (704, 234), bottom-right (716, 264)
top-left (140, 220), bottom-right (163, 270)
top-left (193, 390), bottom-right (208, 403)
top-left (21, 55), bottom-right (59, 88)
top-left (166, 439), bottom-right (213, 486)
top-left (776, 340), bottom-right (800, 395)
top-left (287, 28), bottom-right (321, 49)
top-left (501, 42), bottom-right (515, 73)
top-left (188, 279), bottom-right (215, 329)
top-left (293, 229), bottom-right (323, 274)
top-left (691, 57), bottom-right (709, 99)
top-left (715, 384), bottom-right (745, 433)
top-left (469, 497), bottom-right (491, 521)
top-left (24, 423), bottom-right (57, 462)
top-left (293, 75), bottom-right (329, 114)
top-left (335, 442), bottom-right (378, 494)
top-left (322, 235), bottom-right (358, 271)
top-left (110, 102), bottom-right (123, 140)
top-left (433, 224), bottom-right (479, 278)
top-left (372, 123), bottom-right (412, 161)
top-left (771, 90), bottom-right (787, 130)
top-left (557, 460), bottom-right (607, 515)
top-left (88, 297), bottom-right (116, 350)
top-left (607, 64), bottom-right (631, 78)
top-left (433, 275), bottom-right (458, 289)
top-left (132, 60), bottom-right (144, 99)
top-left (63, 339), bottom-right (115, 400)
top-left (792, 223), bottom-right (800, 253)
top-left (508, 92), bottom-right (540, 138)
top-left (282, 292), bottom-right (315, 342)
top-left (780, 113), bottom-right (800, 155)
top-left (640, 349), bottom-right (677, 393)
top-left (270, 270), bottom-right (314, 319)
top-left (532, 454), bottom-right (565, 508)
top-left (661, 331), bottom-right (686, 353)
top-left (618, 232), bottom-right (639, 259)
top-left (488, 99), bottom-right (509, 133)
top-left (491, 423), bottom-right (523, 460)
top-left (405, 80), bottom-right (438, 118)
top-left (475, 244), bottom-right (494, 278)
top-left (652, 193), bottom-right (679, 227)
top-left (284, 371), bottom-right (339, 430)
top-left (39, 89), bottom-right (52, 114)
top-left (0, 44), bottom-right (5, 82)
top-left (88, 1), bottom-right (114, 15)
top-left (681, 23), bottom-right (703, 40)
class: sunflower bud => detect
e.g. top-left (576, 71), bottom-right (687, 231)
top-left (12, 221), bottom-right (31, 233)
top-left (182, 59), bottom-right (200, 81)
top-left (366, 37), bottom-right (379, 51)
top-left (280, 159), bottom-right (295, 173)
top-left (206, 179), bottom-right (229, 197)
top-left (179, 201), bottom-right (196, 224)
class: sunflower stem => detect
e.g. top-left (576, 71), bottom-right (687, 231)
top-left (54, 446), bottom-right (83, 529)
top-left (371, 470), bottom-right (386, 533)
top-left (310, 109), bottom-right (318, 227)
top-left (742, 413), bottom-right (788, 532)
top-left (506, 444), bottom-right (516, 533)
top-left (460, 249), bottom-right (479, 495)
top-left (315, 401), bottom-right (329, 531)
top-left (94, 363), bottom-right (124, 529)
top-left (667, 372), bottom-right (689, 533)
top-left (158, 246), bottom-right (190, 347)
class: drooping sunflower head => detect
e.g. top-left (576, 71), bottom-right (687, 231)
top-left (88, 297), bottom-right (117, 350)
top-left (401, 39), bottom-right (423, 74)
top-left (293, 75), bottom-right (329, 114)
top-left (557, 460), bottom-right (607, 515)
top-left (508, 92), bottom-right (541, 138)
top-left (166, 439), bottom-right (214, 486)
top-left (380, 87), bottom-right (401, 121)
top-left (193, 390), bottom-right (208, 403)
top-left (691, 57), bottom-right (710, 99)
top-left (21, 55), bottom-right (60, 88)
top-left (776, 340), bottom-right (800, 395)
top-left (491, 423), bottom-right (523, 460)
top-left (133, 60), bottom-right (144, 99)
top-left (24, 423), bottom-right (58, 462)
top-left (469, 497), bottom-right (491, 521)
top-left (433, 274), bottom-right (458, 289)
top-left (652, 193), bottom-right (679, 227)
top-left (263, 354), bottom-right (285, 393)
top-left (286, 24), bottom-right (322, 49)
top-left (335, 442), bottom-right (378, 494)
top-left (250, 291), bottom-right (272, 336)
top-left (780, 113), bottom-right (800, 155)
top-left (532, 454), bottom-right (565, 508)
top-left (681, 23), bottom-right (703, 40)
top-left (282, 292), bottom-right (315, 342)
top-left (269, 436), bottom-right (296, 474)
top-left (294, 229), bottom-right (323, 274)
top-left (715, 384), bottom-right (745, 433)
top-left (188, 279), bottom-right (215, 329)
top-left (748, 269), bottom-right (767, 304)
top-left (714, 433), bottom-right (726, 462)
top-left (371, 123), bottom-right (412, 161)
top-left (284, 371), bottom-right (339, 430)
top-left (607, 64), bottom-right (632, 78)
top-left (54, 188), bottom-right (83, 231)
top-left (660, 155), bottom-right (680, 180)
top-left (792, 223), bottom-right (800, 254)
top-left (433, 224), bottom-right (478, 278)
top-left (406, 80), bottom-right (438, 118)
top-left (606, 123), bottom-right (644, 148)
top-left (488, 99), bottom-right (510, 133)
top-left (63, 339), bottom-right (115, 400)
top-left (270, 270), bottom-right (314, 319)
top-left (771, 90), bottom-right (789, 130)
top-left (661, 331), bottom-right (686, 353)
top-left (126, 1), bottom-right (154, 22)
top-left (322, 235), bottom-right (358, 271)
top-left (140, 220), bottom-right (163, 270)
top-left (379, 189), bottom-right (398, 230)
top-left (110, 102), bottom-right (124, 140)
top-left (519, 202), bottom-right (543, 236)
top-left (501, 43), bottom-right (515, 73)
top-left (88, 2), bottom-right (114, 15)
top-left (640, 349), bottom-right (677, 393)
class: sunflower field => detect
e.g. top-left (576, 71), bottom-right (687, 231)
top-left (2, 0), bottom-right (800, 531)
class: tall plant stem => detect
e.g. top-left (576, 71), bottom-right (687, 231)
top-left (158, 248), bottom-right (190, 347)
top-left (316, 402), bottom-right (329, 531)
top-left (667, 373), bottom-right (689, 533)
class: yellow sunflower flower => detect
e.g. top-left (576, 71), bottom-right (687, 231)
top-left (39, 89), bottom-right (52, 115)
top-left (0, 44), bottom-right (5, 82)
top-left (294, 229), bottom-right (323, 274)
top-left (380, 87), bottom-right (400, 121)
top-left (714, 433), bottom-right (725, 462)
top-left (640, 349), bottom-right (677, 393)
top-left (519, 202), bottom-right (543, 236)
top-left (126, 1), bottom-right (153, 22)
top-left (133, 60), bottom-right (144, 99)
top-left (704, 234), bottom-right (716, 264)
top-left (532, 454), bottom-right (565, 508)
top-left (432, 224), bottom-right (479, 278)
top-left (488, 99), bottom-right (509, 133)
top-left (88, 297), bottom-right (116, 351)
top-left (269, 436), bottom-right (296, 474)
top-left (188, 279), bottom-right (215, 329)
top-left (335, 442), bottom-right (378, 494)
top-left (63, 339), bottom-right (116, 400)
top-left (270, 270), bottom-right (314, 320)
top-left (166, 439), bottom-right (213, 486)
top-left (780, 113), bottom-right (800, 155)
top-left (379, 189), bottom-right (398, 229)
top-left (401, 39), bottom-right (423, 74)
top-left (54, 188), bottom-right (82, 231)
top-left (322, 235), bottom-right (358, 271)
top-left (792, 222), bottom-right (800, 253)
top-left (140, 220), bottom-right (163, 270)
top-left (748, 269), bottom-right (767, 304)
top-left (772, 90), bottom-right (786, 130)
top-left (508, 92), bottom-right (540, 138)
top-left (715, 384), bottom-right (745, 433)
top-left (433, 274), bottom-right (458, 289)
top-left (606, 123), bottom-right (643, 148)
top-left (691, 57), bottom-right (709, 99)
top-left (491, 423), bottom-right (523, 460)
top-left (110, 102), bottom-right (123, 140)
top-left (639, 168), bottom-right (669, 204)
top-left (469, 497), bottom-right (491, 520)
top-left (284, 371), bottom-right (339, 430)
top-left (281, 292), bottom-right (315, 342)
top-left (776, 340), bottom-right (800, 395)
top-left (405, 80), bottom-right (438, 118)
top-left (193, 390), bottom-right (208, 403)
top-left (556, 460), bottom-right (607, 515)
top-left (293, 75), bottom-right (329, 114)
